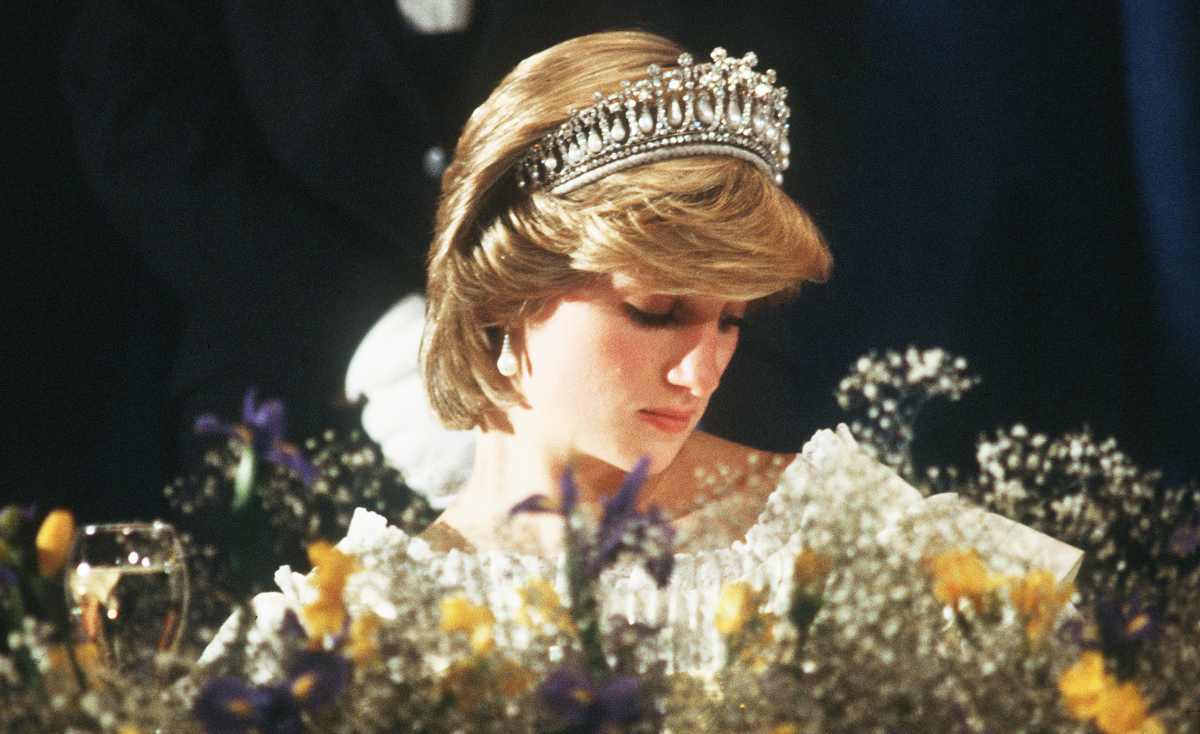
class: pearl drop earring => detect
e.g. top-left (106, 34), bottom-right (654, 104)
top-left (496, 330), bottom-right (518, 377)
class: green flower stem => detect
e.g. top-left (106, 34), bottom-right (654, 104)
top-left (722, 632), bottom-right (745, 670)
top-left (226, 447), bottom-right (274, 597)
top-left (233, 447), bottom-right (258, 513)
top-left (564, 517), bottom-right (608, 678)
top-left (789, 591), bottom-right (823, 657)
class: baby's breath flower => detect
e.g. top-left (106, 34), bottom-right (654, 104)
top-left (834, 348), bottom-right (979, 484)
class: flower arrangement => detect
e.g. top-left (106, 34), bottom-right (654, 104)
top-left (1, 349), bottom-right (1197, 732)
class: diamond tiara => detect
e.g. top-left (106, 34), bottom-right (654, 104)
top-left (514, 47), bottom-right (792, 195)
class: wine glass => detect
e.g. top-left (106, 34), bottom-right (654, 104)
top-left (64, 521), bottom-right (189, 678)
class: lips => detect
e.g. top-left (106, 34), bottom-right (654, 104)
top-left (637, 408), bottom-right (695, 434)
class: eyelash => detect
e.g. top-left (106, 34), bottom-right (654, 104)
top-left (623, 304), bottom-right (746, 331)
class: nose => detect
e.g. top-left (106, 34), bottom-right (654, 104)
top-left (666, 324), bottom-right (728, 398)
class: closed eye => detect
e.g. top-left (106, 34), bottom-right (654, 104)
top-left (623, 303), bottom-right (676, 328)
top-left (719, 314), bottom-right (748, 332)
top-left (624, 303), bottom-right (748, 332)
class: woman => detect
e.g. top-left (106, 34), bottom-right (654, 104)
top-left (405, 30), bottom-right (830, 555)
top-left (207, 31), bottom-right (1080, 677)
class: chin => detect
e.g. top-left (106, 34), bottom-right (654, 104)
top-left (614, 439), bottom-right (686, 476)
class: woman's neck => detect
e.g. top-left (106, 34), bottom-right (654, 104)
top-left (435, 428), bottom-right (630, 555)
top-left (433, 427), bottom-right (787, 556)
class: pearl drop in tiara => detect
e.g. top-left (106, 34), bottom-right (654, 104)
top-left (514, 47), bottom-right (792, 195)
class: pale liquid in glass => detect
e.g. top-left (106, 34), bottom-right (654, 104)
top-left (66, 562), bottom-right (186, 675)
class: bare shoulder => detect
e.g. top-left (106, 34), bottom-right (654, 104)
top-left (643, 431), bottom-right (796, 518)
top-left (655, 432), bottom-right (797, 549)
top-left (677, 431), bottom-right (796, 473)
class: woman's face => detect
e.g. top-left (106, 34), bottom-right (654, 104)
top-left (510, 272), bottom-right (746, 475)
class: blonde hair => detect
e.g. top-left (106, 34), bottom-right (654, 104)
top-left (423, 31), bottom-right (833, 429)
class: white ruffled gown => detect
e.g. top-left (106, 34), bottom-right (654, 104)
top-left (201, 296), bottom-right (1082, 677)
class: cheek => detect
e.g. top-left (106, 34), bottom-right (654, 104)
top-left (522, 305), bottom-right (663, 409)
top-left (590, 320), bottom-right (658, 385)
top-left (523, 307), bottom-right (622, 401)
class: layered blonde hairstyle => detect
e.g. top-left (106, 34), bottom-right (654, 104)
top-left (423, 31), bottom-right (833, 429)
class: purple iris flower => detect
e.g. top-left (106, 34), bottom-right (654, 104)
top-left (193, 676), bottom-right (284, 734)
top-left (194, 388), bottom-right (318, 486)
top-left (1095, 595), bottom-right (1157, 647)
top-left (510, 466), bottom-right (579, 517)
top-left (285, 650), bottom-right (350, 711)
top-left (194, 660), bottom-right (339, 734)
top-left (538, 666), bottom-right (644, 733)
top-left (590, 458), bottom-right (674, 587)
top-left (511, 457), bottom-right (674, 587)
top-left (1064, 594), bottom-right (1159, 678)
top-left (278, 609), bottom-right (307, 643)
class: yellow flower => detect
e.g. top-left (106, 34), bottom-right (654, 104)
top-left (1060, 653), bottom-right (1164, 734)
top-left (1008, 568), bottom-right (1074, 642)
top-left (768, 725), bottom-right (798, 734)
top-left (300, 541), bottom-right (359, 640)
top-left (471, 625), bottom-right (495, 655)
top-left (440, 655), bottom-right (535, 712)
top-left (1095, 682), bottom-right (1163, 734)
top-left (740, 612), bottom-right (780, 673)
top-left (347, 611), bottom-right (382, 665)
top-left (36, 509), bottom-right (76, 577)
top-left (715, 582), bottom-right (760, 635)
top-left (792, 549), bottom-right (833, 591)
top-left (307, 541), bottom-right (359, 600)
top-left (492, 656), bottom-right (537, 698)
top-left (924, 548), bottom-right (1001, 613)
top-left (716, 582), bottom-right (777, 671)
top-left (1059, 651), bottom-right (1116, 720)
top-left (516, 579), bottom-right (575, 634)
top-left (302, 598), bottom-right (347, 641)
top-left (440, 594), bottom-right (496, 655)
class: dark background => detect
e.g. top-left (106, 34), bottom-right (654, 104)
top-left (5, 2), bottom-right (1197, 523)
